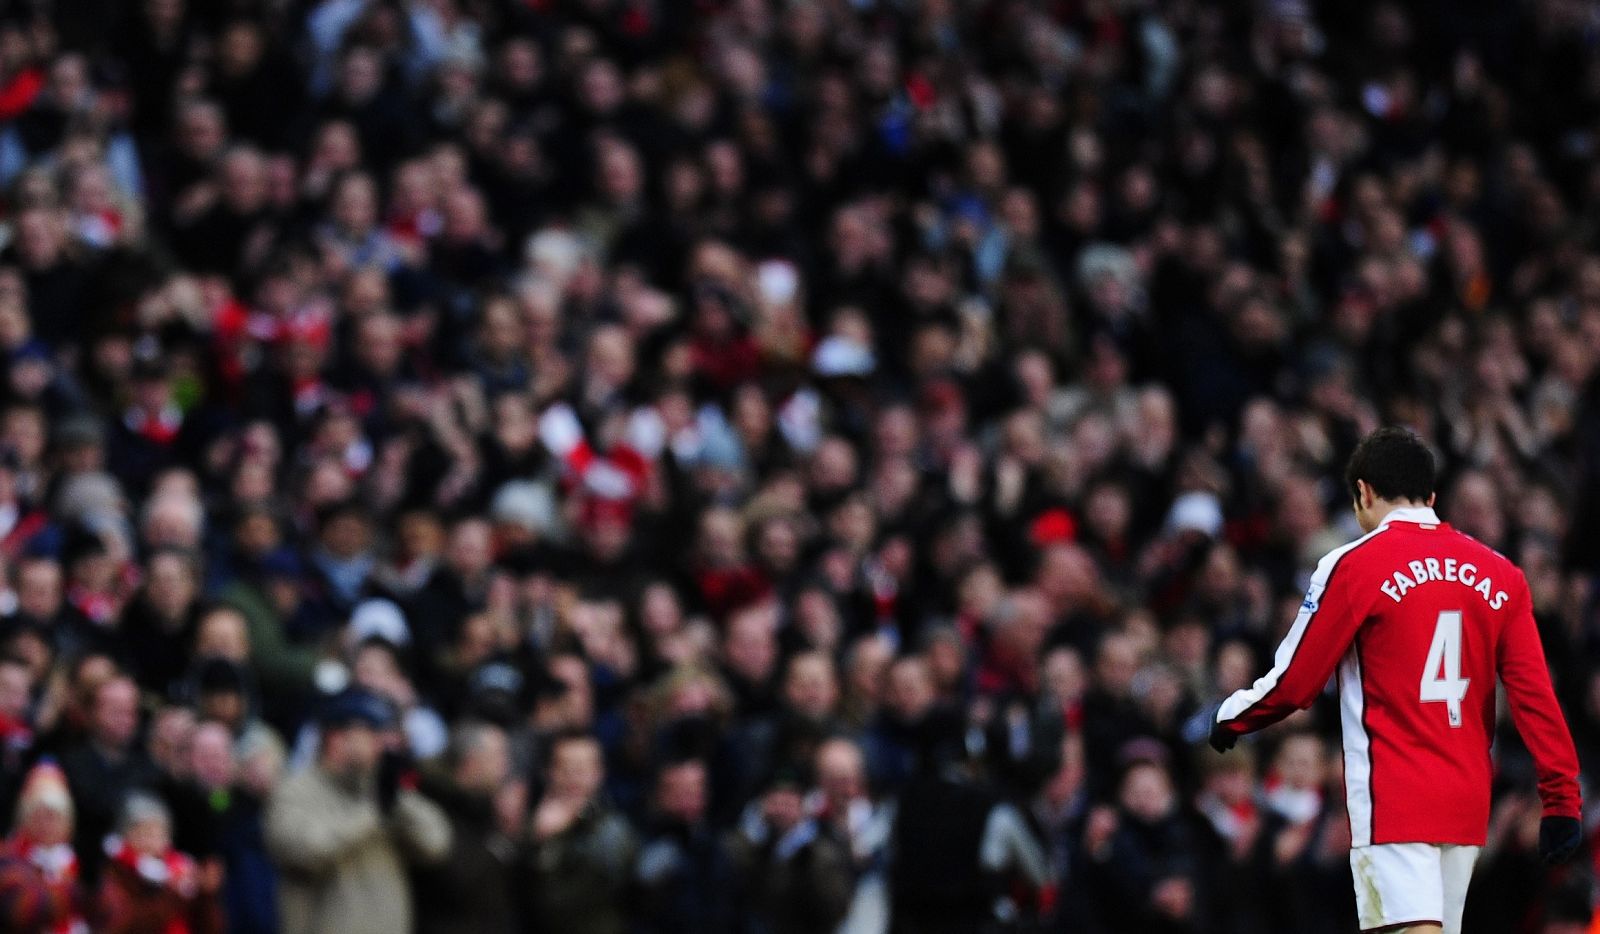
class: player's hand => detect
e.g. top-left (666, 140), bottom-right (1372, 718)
top-left (1208, 721), bottom-right (1238, 753)
top-left (1538, 815), bottom-right (1582, 865)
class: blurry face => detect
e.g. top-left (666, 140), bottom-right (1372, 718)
top-left (1096, 636), bottom-right (1139, 697)
top-left (657, 761), bottom-right (707, 824)
top-left (322, 514), bottom-right (371, 559)
top-left (223, 153), bottom-right (266, 212)
top-left (399, 514), bottom-right (444, 560)
top-left (794, 590), bottom-right (841, 651)
top-left (697, 510), bottom-right (743, 566)
top-left (810, 438), bottom-right (858, 491)
top-left (1207, 766), bottom-right (1254, 805)
top-left (234, 512), bottom-right (278, 554)
top-left (448, 520), bottom-right (493, 579)
top-left (586, 327), bottom-right (634, 387)
top-left (17, 560), bottom-right (61, 619)
top-left (7, 632), bottom-right (51, 684)
top-left (640, 584), bottom-right (682, 637)
top-left (219, 22), bottom-right (262, 74)
top-left (326, 723), bottom-right (381, 777)
top-left (1085, 485), bottom-right (1131, 542)
top-left (549, 738), bottom-right (603, 801)
top-left (196, 610), bottom-right (250, 661)
top-left (537, 657), bottom-right (593, 729)
top-left (846, 636), bottom-right (892, 701)
top-left (339, 49), bottom-right (383, 101)
top-left (94, 679), bottom-right (140, 750)
top-left (1120, 762), bottom-right (1175, 822)
top-left (1216, 643), bottom-right (1254, 693)
top-left (1042, 648), bottom-right (1085, 703)
top-left (885, 657), bottom-right (935, 720)
top-left (1274, 736), bottom-right (1326, 790)
top-left (460, 728), bottom-right (511, 792)
top-left (16, 210), bottom-right (64, 268)
top-left (724, 610), bottom-right (777, 682)
top-left (461, 614), bottom-right (503, 668)
top-left (23, 804), bottom-right (70, 846)
top-left (150, 706), bottom-right (196, 773)
top-left (0, 662), bottom-right (31, 718)
top-left (190, 723), bottom-right (234, 789)
top-left (333, 175), bottom-right (378, 233)
top-left (353, 314), bottom-right (402, 376)
top-left (480, 301), bottom-right (523, 357)
top-left (146, 553), bottom-right (196, 618)
top-left (784, 654), bottom-right (838, 719)
top-left (199, 690), bottom-right (245, 729)
top-left (816, 740), bottom-right (865, 804)
top-left (179, 106), bottom-right (225, 160)
top-left (3, 409), bottom-right (44, 463)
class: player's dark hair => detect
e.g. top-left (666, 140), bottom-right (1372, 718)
top-left (1344, 427), bottom-right (1435, 504)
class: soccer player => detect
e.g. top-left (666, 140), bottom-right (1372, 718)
top-left (1210, 428), bottom-right (1581, 934)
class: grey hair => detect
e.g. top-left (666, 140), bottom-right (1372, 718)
top-left (54, 471), bottom-right (126, 523)
top-left (117, 791), bottom-right (171, 833)
top-left (140, 493), bottom-right (205, 540)
top-left (448, 720), bottom-right (502, 769)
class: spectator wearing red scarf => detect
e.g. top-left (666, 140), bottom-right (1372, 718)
top-left (94, 793), bottom-right (223, 934)
top-left (0, 762), bottom-right (86, 934)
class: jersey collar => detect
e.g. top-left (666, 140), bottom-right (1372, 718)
top-left (1379, 505), bottom-right (1441, 528)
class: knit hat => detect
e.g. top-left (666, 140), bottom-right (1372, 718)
top-left (14, 760), bottom-right (73, 824)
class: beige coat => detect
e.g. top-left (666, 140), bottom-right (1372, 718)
top-left (265, 766), bottom-right (451, 934)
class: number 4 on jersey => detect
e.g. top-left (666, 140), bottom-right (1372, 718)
top-left (1420, 610), bottom-right (1470, 727)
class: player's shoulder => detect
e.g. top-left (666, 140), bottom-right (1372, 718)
top-left (1309, 523), bottom-right (1395, 581)
top-left (1439, 525), bottom-right (1524, 576)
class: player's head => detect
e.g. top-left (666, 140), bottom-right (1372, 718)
top-left (1345, 427), bottom-right (1436, 531)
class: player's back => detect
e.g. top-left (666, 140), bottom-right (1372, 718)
top-left (1338, 515), bottom-right (1522, 846)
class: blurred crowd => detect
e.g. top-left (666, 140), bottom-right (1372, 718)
top-left (0, 0), bottom-right (1595, 932)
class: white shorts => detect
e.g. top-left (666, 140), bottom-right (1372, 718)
top-left (1350, 843), bottom-right (1480, 933)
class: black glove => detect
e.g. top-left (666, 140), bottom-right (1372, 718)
top-left (376, 749), bottom-right (413, 814)
top-left (1539, 815), bottom-right (1582, 865)
top-left (1208, 721), bottom-right (1238, 753)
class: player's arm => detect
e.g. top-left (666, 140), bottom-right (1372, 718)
top-left (1214, 546), bottom-right (1371, 742)
top-left (1497, 573), bottom-right (1582, 831)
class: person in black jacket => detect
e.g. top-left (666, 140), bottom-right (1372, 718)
top-left (634, 757), bottom-right (738, 934)
top-left (889, 709), bottom-right (1051, 934)
top-left (1081, 755), bottom-right (1206, 934)
top-left (118, 548), bottom-right (201, 698)
top-left (58, 675), bottom-right (160, 885)
top-left (521, 731), bottom-right (636, 934)
top-left (414, 720), bottom-right (518, 934)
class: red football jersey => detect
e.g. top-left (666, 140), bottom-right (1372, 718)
top-left (1217, 506), bottom-right (1581, 846)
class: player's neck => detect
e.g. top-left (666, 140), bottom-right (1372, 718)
top-left (1364, 498), bottom-right (1433, 530)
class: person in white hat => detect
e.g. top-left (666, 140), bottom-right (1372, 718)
top-left (0, 761), bottom-right (87, 933)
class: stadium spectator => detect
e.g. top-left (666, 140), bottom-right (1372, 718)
top-left (264, 688), bottom-right (449, 934)
top-left (0, 761), bottom-right (84, 932)
top-left (413, 720), bottom-right (517, 934)
top-left (59, 676), bottom-right (159, 885)
top-left (92, 792), bottom-right (223, 934)
top-left (634, 756), bottom-right (738, 934)
top-left (520, 730), bottom-right (635, 934)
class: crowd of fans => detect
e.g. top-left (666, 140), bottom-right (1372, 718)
top-left (0, 0), bottom-right (1594, 932)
